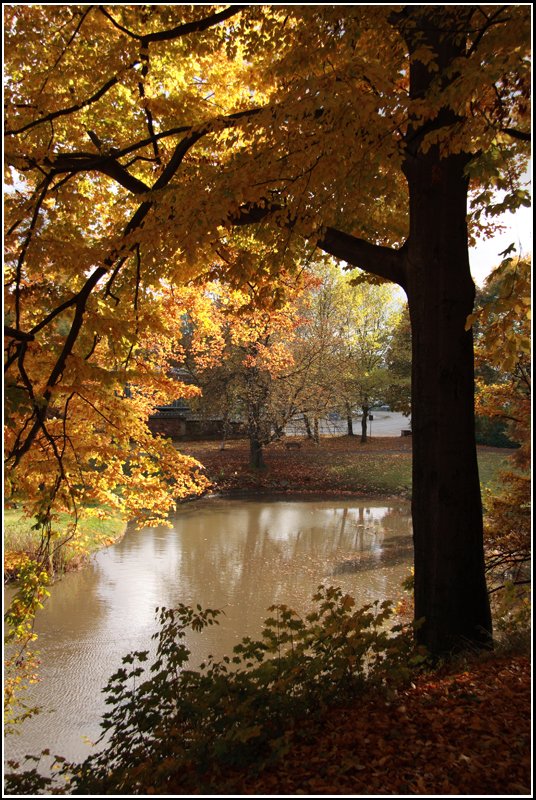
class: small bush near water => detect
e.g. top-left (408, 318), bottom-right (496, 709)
top-left (4, 586), bottom-right (427, 795)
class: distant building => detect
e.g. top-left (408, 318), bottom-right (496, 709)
top-left (147, 370), bottom-right (245, 440)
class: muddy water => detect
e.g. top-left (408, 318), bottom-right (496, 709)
top-left (4, 496), bottom-right (412, 766)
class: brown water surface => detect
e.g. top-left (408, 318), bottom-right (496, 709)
top-left (4, 496), bottom-right (412, 765)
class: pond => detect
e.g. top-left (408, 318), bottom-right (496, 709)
top-left (4, 495), bottom-right (413, 767)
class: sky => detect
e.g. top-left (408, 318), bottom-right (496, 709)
top-left (468, 164), bottom-right (533, 288)
top-left (469, 202), bottom-right (533, 287)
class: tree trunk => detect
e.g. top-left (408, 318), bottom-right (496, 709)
top-left (345, 402), bottom-right (354, 436)
top-left (393, 9), bottom-right (493, 655)
top-left (220, 409), bottom-right (230, 451)
top-left (313, 416), bottom-right (320, 444)
top-left (360, 405), bottom-right (369, 444)
top-left (404, 148), bottom-right (492, 654)
top-left (245, 362), bottom-right (268, 470)
top-left (249, 436), bottom-right (265, 470)
top-left (303, 414), bottom-right (314, 440)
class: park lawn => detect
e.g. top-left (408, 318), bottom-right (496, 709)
top-left (3, 508), bottom-right (126, 581)
top-left (327, 448), bottom-right (413, 495)
top-left (179, 436), bottom-right (512, 497)
top-left (327, 445), bottom-right (509, 495)
top-left (476, 448), bottom-right (512, 487)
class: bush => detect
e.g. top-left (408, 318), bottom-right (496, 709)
top-left (475, 414), bottom-right (517, 448)
top-left (5, 586), bottom-right (426, 796)
top-left (4, 559), bottom-right (50, 734)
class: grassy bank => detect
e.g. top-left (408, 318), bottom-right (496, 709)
top-left (4, 509), bottom-right (127, 581)
top-left (327, 444), bottom-right (508, 495)
top-left (179, 436), bottom-right (511, 497)
top-left (4, 439), bottom-right (509, 579)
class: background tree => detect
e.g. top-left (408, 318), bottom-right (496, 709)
top-left (287, 259), bottom-right (359, 441)
top-left (287, 261), bottom-right (402, 441)
top-left (467, 256), bottom-right (531, 595)
top-left (330, 277), bottom-right (399, 443)
top-left (4, 5), bottom-right (531, 653)
top-left (384, 305), bottom-right (412, 419)
top-left (176, 270), bottom-right (312, 469)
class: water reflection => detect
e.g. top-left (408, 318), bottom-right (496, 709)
top-left (4, 496), bottom-right (412, 766)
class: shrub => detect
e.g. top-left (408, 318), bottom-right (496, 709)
top-left (475, 414), bottom-right (517, 448)
top-left (5, 586), bottom-right (426, 795)
top-left (4, 559), bottom-right (50, 734)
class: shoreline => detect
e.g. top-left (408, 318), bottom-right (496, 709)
top-left (4, 436), bottom-right (513, 582)
top-left (3, 514), bottom-right (128, 584)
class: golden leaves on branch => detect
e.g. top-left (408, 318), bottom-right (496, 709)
top-left (4, 4), bottom-right (531, 527)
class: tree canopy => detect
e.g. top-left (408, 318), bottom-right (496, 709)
top-left (4, 4), bottom-right (531, 653)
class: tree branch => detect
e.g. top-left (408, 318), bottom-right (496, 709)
top-left (38, 7), bottom-right (95, 96)
top-left (466, 7), bottom-right (511, 58)
top-left (137, 42), bottom-right (161, 163)
top-left (35, 106), bottom-right (263, 195)
top-left (4, 326), bottom-right (35, 342)
top-left (502, 127), bottom-right (531, 143)
top-left (13, 176), bottom-right (53, 327)
top-left (317, 228), bottom-right (407, 289)
top-left (230, 203), bottom-right (408, 288)
top-left (48, 153), bottom-right (151, 194)
top-left (5, 72), bottom-right (131, 136)
top-left (99, 5), bottom-right (248, 43)
top-left (8, 266), bottom-right (108, 466)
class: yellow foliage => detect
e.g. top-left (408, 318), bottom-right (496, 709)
top-left (3, 5), bottom-right (531, 526)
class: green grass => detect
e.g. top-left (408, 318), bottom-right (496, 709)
top-left (4, 508), bottom-right (126, 580)
top-left (327, 449), bottom-right (510, 496)
top-left (476, 450), bottom-right (511, 489)
top-left (328, 452), bottom-right (412, 495)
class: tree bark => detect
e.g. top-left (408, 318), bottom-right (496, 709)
top-left (345, 401), bottom-right (354, 435)
top-left (249, 436), bottom-right (265, 470)
top-left (403, 148), bottom-right (492, 653)
top-left (360, 405), bottom-right (369, 444)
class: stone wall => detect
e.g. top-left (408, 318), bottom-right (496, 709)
top-left (147, 415), bottom-right (187, 439)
